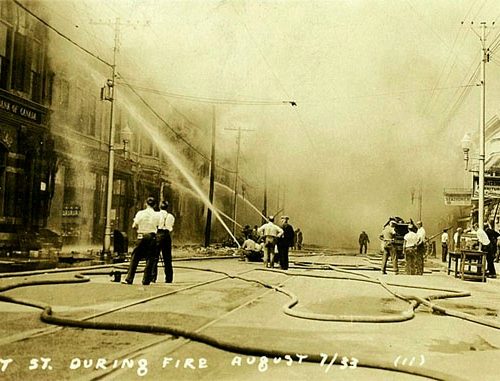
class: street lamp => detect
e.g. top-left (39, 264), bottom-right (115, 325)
top-left (117, 124), bottom-right (133, 160)
top-left (461, 132), bottom-right (472, 170)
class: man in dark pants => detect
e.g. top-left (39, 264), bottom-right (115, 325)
top-left (123, 197), bottom-right (160, 285)
top-left (358, 231), bottom-right (370, 254)
top-left (380, 220), bottom-right (398, 274)
top-left (441, 229), bottom-right (449, 263)
top-left (152, 201), bottom-right (175, 283)
top-left (277, 216), bottom-right (295, 270)
top-left (484, 223), bottom-right (498, 279)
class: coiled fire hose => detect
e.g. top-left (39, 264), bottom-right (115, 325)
top-left (0, 262), bottom-right (494, 381)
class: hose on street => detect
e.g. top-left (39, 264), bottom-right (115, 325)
top-left (0, 262), bottom-right (493, 381)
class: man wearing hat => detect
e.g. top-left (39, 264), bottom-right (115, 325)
top-left (277, 216), bottom-right (295, 270)
top-left (257, 216), bottom-right (284, 268)
top-left (123, 196), bottom-right (160, 285)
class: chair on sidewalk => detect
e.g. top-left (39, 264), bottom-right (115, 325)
top-left (447, 251), bottom-right (461, 278)
top-left (460, 250), bottom-right (487, 282)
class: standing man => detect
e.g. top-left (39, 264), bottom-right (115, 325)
top-left (358, 231), bottom-right (370, 254)
top-left (416, 221), bottom-right (426, 260)
top-left (404, 224), bottom-right (422, 275)
top-left (453, 227), bottom-right (463, 252)
top-left (152, 201), bottom-right (175, 283)
top-left (379, 220), bottom-right (398, 275)
top-left (441, 229), bottom-right (449, 263)
top-left (257, 216), bottom-right (284, 268)
top-left (295, 228), bottom-right (303, 250)
top-left (483, 222), bottom-right (498, 279)
top-left (123, 197), bottom-right (160, 285)
top-left (277, 216), bottom-right (295, 270)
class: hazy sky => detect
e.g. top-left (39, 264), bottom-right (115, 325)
top-left (38, 0), bottom-right (500, 247)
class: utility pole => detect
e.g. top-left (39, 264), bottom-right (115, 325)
top-left (93, 17), bottom-right (148, 259)
top-left (225, 126), bottom-right (255, 235)
top-left (478, 21), bottom-right (488, 226)
top-left (263, 153), bottom-right (268, 222)
top-left (204, 105), bottom-right (216, 247)
top-left (101, 18), bottom-right (119, 260)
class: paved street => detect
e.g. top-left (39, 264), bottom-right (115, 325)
top-left (0, 249), bottom-right (499, 381)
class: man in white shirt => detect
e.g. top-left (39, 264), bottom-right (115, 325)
top-left (453, 227), bottom-right (463, 251)
top-left (240, 237), bottom-right (263, 262)
top-left (416, 221), bottom-right (426, 256)
top-left (257, 216), bottom-right (284, 268)
top-left (441, 229), bottom-right (449, 263)
top-left (379, 220), bottom-right (398, 274)
top-left (404, 224), bottom-right (422, 275)
top-left (123, 197), bottom-right (160, 285)
top-left (152, 201), bottom-right (175, 283)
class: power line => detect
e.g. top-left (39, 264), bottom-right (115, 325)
top-left (440, 62), bottom-right (480, 126)
top-left (121, 82), bottom-right (295, 106)
top-left (421, 0), bottom-right (478, 116)
top-left (12, 0), bottom-right (111, 68)
top-left (120, 77), bottom-right (237, 174)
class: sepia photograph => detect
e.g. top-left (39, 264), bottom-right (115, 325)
top-left (0, 0), bottom-right (499, 379)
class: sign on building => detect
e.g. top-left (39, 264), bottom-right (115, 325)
top-left (444, 188), bottom-right (472, 206)
top-left (473, 175), bottom-right (500, 199)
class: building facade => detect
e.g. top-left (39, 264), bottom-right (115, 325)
top-left (0, 1), bottom-right (56, 253)
top-left (0, 0), bottom-right (261, 255)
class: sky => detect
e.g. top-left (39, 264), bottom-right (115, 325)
top-left (35, 0), bottom-right (500, 247)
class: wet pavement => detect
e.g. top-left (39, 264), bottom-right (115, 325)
top-left (0, 249), bottom-right (499, 380)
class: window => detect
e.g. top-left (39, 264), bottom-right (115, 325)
top-left (0, 22), bottom-right (9, 90)
top-left (88, 95), bottom-right (96, 136)
top-left (59, 79), bottom-right (69, 108)
top-left (0, 144), bottom-right (6, 216)
top-left (142, 138), bottom-right (153, 156)
top-left (12, 31), bottom-right (26, 91)
top-left (30, 39), bottom-right (42, 102)
top-left (0, 2), bottom-right (13, 22)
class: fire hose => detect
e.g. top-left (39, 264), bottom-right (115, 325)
top-left (0, 263), bottom-right (495, 380)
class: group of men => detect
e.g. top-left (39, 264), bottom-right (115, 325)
top-left (122, 197), bottom-right (175, 285)
top-left (240, 215), bottom-right (297, 270)
top-left (442, 223), bottom-right (497, 279)
top-left (379, 219), bottom-right (426, 275)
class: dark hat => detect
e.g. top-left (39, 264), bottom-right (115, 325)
top-left (160, 201), bottom-right (169, 210)
top-left (146, 197), bottom-right (156, 206)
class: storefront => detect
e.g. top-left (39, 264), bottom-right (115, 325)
top-left (0, 89), bottom-right (55, 253)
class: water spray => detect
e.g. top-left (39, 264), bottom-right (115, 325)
top-left (119, 96), bottom-right (241, 247)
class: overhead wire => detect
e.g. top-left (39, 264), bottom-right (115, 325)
top-left (119, 76), bottom-right (237, 175)
top-left (421, 0), bottom-right (477, 116)
top-left (120, 82), bottom-right (295, 106)
top-left (439, 60), bottom-right (480, 127)
top-left (12, 0), bottom-right (111, 68)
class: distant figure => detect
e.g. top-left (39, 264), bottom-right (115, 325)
top-left (295, 228), bottom-right (303, 250)
top-left (379, 221), bottom-right (398, 274)
top-left (441, 229), bottom-right (449, 262)
top-left (277, 216), bottom-right (295, 270)
top-left (404, 223), bottom-right (422, 275)
top-left (123, 197), bottom-right (160, 285)
top-left (358, 231), bottom-right (370, 254)
top-left (453, 227), bottom-right (463, 252)
top-left (240, 237), bottom-right (263, 262)
top-left (152, 201), bottom-right (175, 283)
top-left (257, 216), bottom-right (284, 268)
